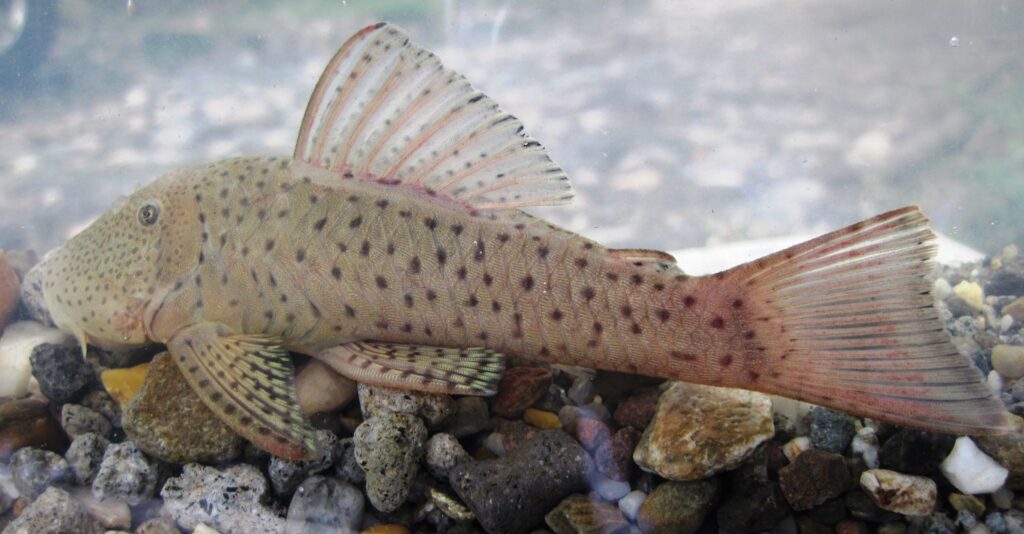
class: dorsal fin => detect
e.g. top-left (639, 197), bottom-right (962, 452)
top-left (609, 248), bottom-right (681, 273)
top-left (293, 22), bottom-right (574, 211)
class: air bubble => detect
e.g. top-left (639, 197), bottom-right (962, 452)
top-left (949, 36), bottom-right (960, 47)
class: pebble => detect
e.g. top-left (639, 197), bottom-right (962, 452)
top-left (619, 490), bottom-right (646, 522)
top-left (494, 417), bottom-right (541, 452)
top-left (955, 281), bottom-right (987, 311)
top-left (992, 486), bottom-right (1014, 509)
top-left (161, 463), bottom-right (286, 534)
top-left (591, 471), bottom-right (631, 501)
top-left (80, 389), bottom-right (122, 429)
top-left (993, 345), bottom-right (1024, 379)
top-left (845, 490), bottom-right (901, 523)
top-left (717, 476), bottom-right (791, 532)
top-left (60, 403), bottom-right (113, 439)
top-left (122, 352), bottom-right (244, 464)
top-left (807, 407), bottom-right (856, 453)
top-left (950, 492), bottom-right (987, 515)
top-left (575, 417), bottom-right (611, 451)
top-left (65, 432), bottom-right (110, 485)
top-left (268, 429), bottom-right (340, 496)
top-left (72, 486), bottom-right (132, 530)
top-left (545, 493), bottom-right (631, 534)
top-left (778, 449), bottom-right (850, 510)
top-left (976, 416), bottom-right (1024, 490)
top-left (29, 343), bottom-right (96, 404)
top-left (523, 408), bottom-right (562, 429)
top-left (612, 388), bottom-right (660, 430)
top-left (362, 525), bottom-right (410, 534)
top-left (941, 436), bottom-right (1009, 494)
top-left (491, 367), bottom-right (553, 418)
top-left (333, 438), bottom-right (365, 485)
top-left (294, 359), bottom-right (357, 415)
top-left (99, 363), bottom-right (150, 406)
top-left (353, 412), bottom-right (427, 513)
top-left (441, 396), bottom-right (491, 438)
top-left (0, 321), bottom-right (72, 398)
top-left (880, 430), bottom-right (955, 475)
top-left (284, 475), bottom-right (364, 534)
top-left (635, 381), bottom-right (773, 480)
top-left (0, 252), bottom-right (19, 333)
top-left (859, 468), bottom-right (936, 516)
top-left (1002, 314), bottom-right (1016, 333)
top-left (566, 375), bottom-right (596, 406)
top-left (0, 397), bottom-right (66, 461)
top-left (1003, 298), bottom-right (1024, 322)
top-left (636, 478), bottom-right (721, 534)
top-left (357, 383), bottom-right (455, 426)
top-left (449, 430), bottom-right (590, 533)
top-left (986, 270), bottom-right (1024, 297)
top-left (594, 426), bottom-right (641, 481)
top-left (8, 446), bottom-right (74, 500)
top-left (134, 517), bottom-right (181, 534)
top-left (851, 426), bottom-right (880, 468)
top-left (91, 441), bottom-right (159, 505)
top-left (2, 486), bottom-right (103, 534)
top-left (424, 433), bottom-right (471, 480)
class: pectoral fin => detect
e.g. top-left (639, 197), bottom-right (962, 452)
top-left (166, 322), bottom-right (318, 460)
top-left (318, 341), bottom-right (505, 395)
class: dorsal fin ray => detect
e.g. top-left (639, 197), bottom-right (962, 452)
top-left (294, 22), bottom-right (574, 210)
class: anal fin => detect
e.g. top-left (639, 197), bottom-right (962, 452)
top-left (167, 322), bottom-right (319, 460)
top-left (317, 341), bottom-right (505, 395)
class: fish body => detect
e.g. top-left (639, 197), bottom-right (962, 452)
top-left (22, 23), bottom-right (1011, 459)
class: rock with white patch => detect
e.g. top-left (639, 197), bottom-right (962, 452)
top-left (161, 463), bottom-right (285, 534)
top-left (91, 441), bottom-right (159, 505)
top-left (0, 321), bottom-right (72, 398)
top-left (3, 486), bottom-right (104, 534)
top-left (353, 412), bottom-right (427, 512)
top-left (859, 468), bottom-right (936, 516)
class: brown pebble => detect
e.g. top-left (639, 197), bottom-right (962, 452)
top-left (575, 418), bottom-right (611, 452)
top-left (491, 367), bottom-right (552, 418)
top-left (613, 388), bottom-right (660, 429)
top-left (594, 426), bottom-right (641, 481)
top-left (835, 519), bottom-right (869, 534)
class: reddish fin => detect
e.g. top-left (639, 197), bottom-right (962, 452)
top-left (716, 206), bottom-right (1010, 435)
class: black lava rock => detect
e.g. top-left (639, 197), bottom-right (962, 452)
top-left (807, 407), bottom-right (856, 454)
top-left (448, 430), bottom-right (590, 533)
top-left (879, 430), bottom-right (955, 476)
top-left (778, 449), bottom-right (850, 511)
top-left (29, 343), bottom-right (96, 404)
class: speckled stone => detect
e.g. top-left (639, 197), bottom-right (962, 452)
top-left (64, 432), bottom-right (110, 485)
top-left (135, 517), bottom-right (182, 534)
top-left (778, 449), bottom-right (850, 511)
top-left (859, 469), bottom-right (937, 517)
top-left (29, 343), bottom-right (96, 404)
top-left (333, 437), bottom-right (365, 485)
top-left (8, 446), bottom-right (74, 500)
top-left (636, 478), bottom-right (721, 534)
top-left (633, 381), bottom-right (774, 480)
top-left (3, 486), bottom-right (103, 534)
top-left (575, 417), bottom-right (611, 451)
top-left (977, 416), bottom-right (1024, 490)
top-left (449, 430), bottom-right (591, 534)
top-left (122, 352), bottom-right (244, 464)
top-left (358, 383), bottom-right (455, 426)
top-left (161, 463), bottom-right (285, 534)
top-left (60, 403), bottom-right (112, 439)
top-left (91, 441), bottom-right (159, 505)
top-left (594, 426), bottom-right (641, 481)
top-left (613, 388), bottom-right (660, 430)
top-left (425, 432), bottom-right (471, 480)
top-left (545, 494), bottom-right (631, 534)
top-left (353, 412), bottom-right (427, 513)
top-left (807, 407), bottom-right (856, 454)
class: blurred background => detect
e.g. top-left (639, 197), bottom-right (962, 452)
top-left (0, 0), bottom-right (1021, 259)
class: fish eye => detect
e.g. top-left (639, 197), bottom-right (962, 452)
top-left (138, 203), bottom-right (160, 226)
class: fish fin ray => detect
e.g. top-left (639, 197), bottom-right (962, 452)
top-left (317, 341), bottom-right (505, 395)
top-left (608, 248), bottom-right (680, 272)
top-left (708, 206), bottom-right (1011, 435)
top-left (166, 322), bottom-right (319, 460)
top-left (293, 22), bottom-right (574, 210)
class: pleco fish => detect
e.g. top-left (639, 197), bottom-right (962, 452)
top-left (21, 23), bottom-right (1011, 459)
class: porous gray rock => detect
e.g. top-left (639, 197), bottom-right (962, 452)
top-left (353, 412), bottom-right (427, 513)
top-left (333, 437), bottom-right (365, 485)
top-left (79, 389), bottom-right (122, 429)
top-left (2, 486), bottom-right (103, 534)
top-left (161, 463), bottom-right (285, 534)
top-left (64, 432), bottom-right (110, 485)
top-left (29, 343), bottom-right (96, 405)
top-left (807, 407), bottom-right (856, 454)
top-left (441, 396), bottom-right (491, 438)
top-left (284, 475), bottom-right (364, 534)
top-left (8, 446), bottom-right (74, 500)
top-left (778, 449), bottom-right (851, 511)
top-left (60, 403), bottom-right (113, 439)
top-left (269, 429), bottom-right (340, 496)
top-left (357, 383), bottom-right (455, 426)
top-left (91, 441), bottom-right (159, 505)
top-left (425, 432), bottom-right (471, 480)
top-left (449, 429), bottom-right (591, 534)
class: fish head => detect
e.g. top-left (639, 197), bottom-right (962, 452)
top-left (22, 169), bottom-right (203, 352)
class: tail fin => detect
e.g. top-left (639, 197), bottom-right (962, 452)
top-left (721, 206), bottom-right (1011, 435)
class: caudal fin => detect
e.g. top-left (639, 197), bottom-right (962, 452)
top-left (722, 206), bottom-right (1010, 435)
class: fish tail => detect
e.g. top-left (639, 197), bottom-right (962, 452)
top-left (703, 206), bottom-right (1010, 435)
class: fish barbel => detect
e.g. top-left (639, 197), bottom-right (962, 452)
top-left (21, 23), bottom-right (1010, 459)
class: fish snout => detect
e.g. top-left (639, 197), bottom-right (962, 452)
top-left (20, 263), bottom-right (55, 327)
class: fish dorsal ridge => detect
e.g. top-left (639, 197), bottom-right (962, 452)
top-left (293, 22), bottom-right (574, 211)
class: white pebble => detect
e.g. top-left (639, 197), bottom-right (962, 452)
top-left (618, 490), bottom-right (646, 522)
top-left (859, 468), bottom-right (937, 516)
top-left (193, 524), bottom-right (221, 534)
top-left (940, 436), bottom-right (1008, 494)
top-left (0, 321), bottom-right (73, 398)
top-left (481, 432), bottom-right (505, 457)
top-left (852, 427), bottom-right (880, 469)
top-left (954, 281), bottom-right (986, 311)
top-left (968, 524), bottom-right (993, 534)
top-left (783, 436), bottom-right (811, 462)
top-left (992, 486), bottom-right (1014, 510)
top-left (993, 345), bottom-right (1024, 379)
top-left (987, 371), bottom-right (1004, 398)
top-left (1001, 314), bottom-right (1015, 333)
